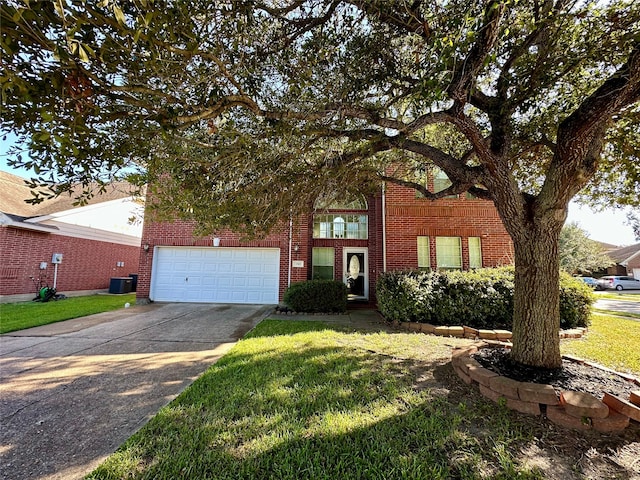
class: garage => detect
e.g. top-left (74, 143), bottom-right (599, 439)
top-left (150, 247), bottom-right (280, 304)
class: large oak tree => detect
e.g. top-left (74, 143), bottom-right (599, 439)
top-left (2, 1), bottom-right (639, 367)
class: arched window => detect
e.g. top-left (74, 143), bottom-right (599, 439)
top-left (333, 217), bottom-right (345, 238)
top-left (313, 195), bottom-right (368, 239)
top-left (313, 195), bottom-right (368, 211)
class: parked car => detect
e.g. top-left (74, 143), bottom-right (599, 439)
top-left (596, 275), bottom-right (640, 291)
top-left (577, 277), bottom-right (598, 289)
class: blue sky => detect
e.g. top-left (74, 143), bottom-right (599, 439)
top-left (1, 132), bottom-right (637, 246)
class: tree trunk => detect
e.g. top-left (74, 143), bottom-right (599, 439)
top-left (510, 226), bottom-right (563, 368)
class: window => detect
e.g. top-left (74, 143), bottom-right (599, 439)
top-left (334, 217), bottom-right (345, 238)
top-left (434, 169), bottom-right (458, 198)
top-left (417, 236), bottom-right (430, 271)
top-left (313, 214), bottom-right (368, 239)
top-left (469, 237), bottom-right (482, 268)
top-left (436, 237), bottom-right (462, 270)
top-left (312, 247), bottom-right (334, 280)
top-left (433, 169), bottom-right (452, 193)
top-left (415, 167), bottom-right (457, 198)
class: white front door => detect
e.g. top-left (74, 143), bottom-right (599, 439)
top-left (343, 248), bottom-right (368, 300)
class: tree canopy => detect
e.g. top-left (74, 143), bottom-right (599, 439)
top-left (626, 211), bottom-right (640, 241)
top-left (2, 1), bottom-right (638, 230)
top-left (2, 0), bottom-right (639, 367)
top-left (559, 222), bottom-right (614, 274)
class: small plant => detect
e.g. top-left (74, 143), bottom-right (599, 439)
top-left (283, 280), bottom-right (347, 313)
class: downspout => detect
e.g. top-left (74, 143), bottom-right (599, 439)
top-left (287, 215), bottom-right (293, 287)
top-left (53, 263), bottom-right (59, 289)
top-left (382, 182), bottom-right (387, 272)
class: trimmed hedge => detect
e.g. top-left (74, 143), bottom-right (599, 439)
top-left (376, 267), bottom-right (593, 330)
top-left (284, 280), bottom-right (348, 313)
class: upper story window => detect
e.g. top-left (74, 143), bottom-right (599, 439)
top-left (415, 167), bottom-right (458, 199)
top-left (433, 169), bottom-right (452, 194)
top-left (313, 214), bottom-right (368, 239)
top-left (313, 194), bottom-right (368, 239)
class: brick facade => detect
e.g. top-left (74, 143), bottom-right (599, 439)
top-left (0, 227), bottom-right (141, 297)
top-left (384, 182), bottom-right (513, 271)
top-left (137, 182), bottom-right (513, 305)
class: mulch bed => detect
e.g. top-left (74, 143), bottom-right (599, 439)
top-left (473, 348), bottom-right (636, 400)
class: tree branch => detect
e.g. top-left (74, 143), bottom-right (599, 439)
top-left (349, 1), bottom-right (427, 35)
top-left (546, 41), bottom-right (640, 204)
top-left (448, 0), bottom-right (506, 103)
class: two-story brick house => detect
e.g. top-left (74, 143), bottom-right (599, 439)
top-left (135, 175), bottom-right (513, 305)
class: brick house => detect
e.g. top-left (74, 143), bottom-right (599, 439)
top-left (136, 175), bottom-right (513, 305)
top-left (0, 171), bottom-right (143, 302)
top-left (601, 243), bottom-right (640, 278)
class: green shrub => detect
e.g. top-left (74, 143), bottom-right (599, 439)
top-left (559, 271), bottom-right (595, 329)
top-left (284, 280), bottom-right (348, 313)
top-left (377, 267), bottom-right (593, 330)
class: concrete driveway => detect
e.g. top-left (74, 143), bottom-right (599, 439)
top-left (0, 302), bottom-right (272, 480)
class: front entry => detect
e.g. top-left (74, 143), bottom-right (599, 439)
top-left (343, 248), bottom-right (368, 300)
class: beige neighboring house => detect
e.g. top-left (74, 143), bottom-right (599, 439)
top-left (0, 171), bottom-right (144, 301)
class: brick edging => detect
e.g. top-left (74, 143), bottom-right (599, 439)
top-left (395, 321), bottom-right (587, 342)
top-left (451, 343), bottom-right (640, 433)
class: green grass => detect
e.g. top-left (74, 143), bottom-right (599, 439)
top-left (88, 320), bottom-right (544, 480)
top-left (561, 313), bottom-right (640, 375)
top-left (596, 292), bottom-right (640, 302)
top-left (0, 294), bottom-right (136, 334)
top-left (592, 308), bottom-right (640, 320)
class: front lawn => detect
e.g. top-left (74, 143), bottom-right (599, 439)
top-left (89, 319), bottom-right (638, 480)
top-left (0, 294), bottom-right (136, 334)
top-left (561, 313), bottom-right (640, 375)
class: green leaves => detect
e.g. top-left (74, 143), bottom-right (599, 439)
top-left (559, 222), bottom-right (615, 274)
top-left (1, 0), bottom-right (638, 223)
top-left (112, 4), bottom-right (125, 25)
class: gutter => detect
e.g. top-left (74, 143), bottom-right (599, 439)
top-left (382, 183), bottom-right (387, 272)
top-left (287, 216), bottom-right (293, 288)
top-left (0, 213), bottom-right (59, 233)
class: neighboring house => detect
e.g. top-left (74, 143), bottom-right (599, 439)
top-left (136, 175), bottom-right (513, 305)
top-left (0, 171), bottom-right (144, 302)
top-left (601, 243), bottom-right (640, 278)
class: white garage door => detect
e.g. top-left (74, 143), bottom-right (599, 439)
top-left (150, 247), bottom-right (280, 304)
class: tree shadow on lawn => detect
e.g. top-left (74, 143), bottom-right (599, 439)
top-left (90, 325), bottom-right (639, 480)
